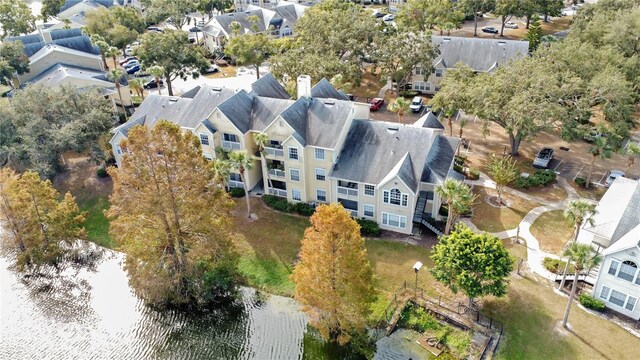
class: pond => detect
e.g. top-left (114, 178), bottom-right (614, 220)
top-left (0, 244), bottom-right (429, 359)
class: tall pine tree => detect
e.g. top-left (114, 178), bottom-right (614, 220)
top-left (526, 16), bottom-right (543, 52)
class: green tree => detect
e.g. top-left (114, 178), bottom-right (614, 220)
top-left (135, 30), bottom-right (209, 96)
top-left (397, 0), bottom-right (463, 33)
top-left (270, 0), bottom-right (378, 87)
top-left (625, 143), bottom-right (640, 172)
top-left (147, 65), bottom-right (166, 95)
top-left (105, 46), bottom-right (120, 70)
top-left (143, 0), bottom-right (196, 28)
top-left (435, 179), bottom-right (476, 235)
top-left (525, 16), bottom-right (543, 52)
top-left (561, 243), bottom-right (600, 329)
top-left (41, 0), bottom-right (65, 21)
top-left (586, 136), bottom-right (615, 188)
top-left (373, 31), bottom-right (437, 94)
top-left (0, 85), bottom-right (113, 178)
top-left (107, 69), bottom-right (128, 120)
top-left (0, 169), bottom-right (86, 271)
top-left (431, 64), bottom-right (476, 137)
top-left (128, 78), bottom-right (145, 100)
top-left (558, 200), bottom-right (597, 290)
top-left (225, 17), bottom-right (273, 80)
top-left (387, 97), bottom-right (411, 123)
top-left (84, 7), bottom-right (144, 52)
top-left (210, 158), bottom-right (231, 190)
top-left (252, 132), bottom-right (273, 191)
top-left (92, 37), bottom-right (111, 70)
top-left (0, 41), bottom-right (30, 88)
top-left (108, 121), bottom-right (238, 308)
top-left (458, 0), bottom-right (496, 36)
top-left (196, 0), bottom-right (233, 18)
top-left (292, 203), bottom-right (376, 345)
top-left (431, 224), bottom-right (514, 307)
top-left (485, 154), bottom-right (518, 206)
top-left (0, 0), bottom-right (36, 39)
top-left (495, 0), bottom-right (526, 36)
top-left (537, 0), bottom-right (563, 22)
top-left (227, 150), bottom-right (253, 218)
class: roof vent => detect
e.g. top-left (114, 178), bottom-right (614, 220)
top-left (323, 99), bottom-right (335, 105)
top-left (211, 86), bottom-right (222, 91)
top-left (498, 41), bottom-right (506, 45)
top-left (443, 37), bottom-right (451, 42)
top-left (169, 97), bottom-right (179, 102)
top-left (387, 126), bottom-right (399, 134)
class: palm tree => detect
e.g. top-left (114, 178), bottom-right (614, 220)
top-left (105, 46), bottom-right (120, 70)
top-left (561, 243), bottom-right (601, 329)
top-left (253, 132), bottom-right (273, 191)
top-left (435, 179), bottom-right (476, 235)
top-left (211, 158), bottom-right (231, 190)
top-left (107, 69), bottom-right (127, 120)
top-left (388, 98), bottom-right (411, 123)
top-left (457, 118), bottom-right (468, 155)
top-left (148, 65), bottom-right (165, 96)
top-left (228, 150), bottom-right (254, 218)
top-left (128, 78), bottom-right (144, 100)
top-left (558, 200), bottom-right (597, 290)
top-left (93, 38), bottom-right (110, 70)
top-left (625, 142), bottom-right (640, 172)
top-left (585, 136), bottom-right (612, 188)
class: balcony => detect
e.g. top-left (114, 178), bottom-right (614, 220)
top-left (337, 186), bottom-right (358, 197)
top-left (264, 147), bottom-right (284, 158)
top-left (229, 180), bottom-right (244, 188)
top-left (268, 168), bottom-right (286, 178)
top-left (222, 140), bottom-right (241, 151)
top-left (268, 188), bottom-right (287, 197)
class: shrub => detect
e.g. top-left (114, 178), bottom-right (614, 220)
top-left (514, 176), bottom-right (532, 189)
top-left (575, 177), bottom-right (587, 188)
top-left (579, 294), bottom-right (606, 311)
top-left (514, 170), bottom-right (557, 189)
top-left (467, 168), bottom-right (480, 180)
top-left (292, 202), bottom-right (315, 216)
top-left (96, 167), bottom-right (109, 178)
top-left (543, 257), bottom-right (575, 274)
top-left (453, 164), bottom-right (464, 173)
top-left (534, 169), bottom-right (556, 186)
top-left (263, 195), bottom-right (292, 212)
top-left (229, 187), bottom-right (245, 198)
top-left (357, 218), bottom-right (381, 236)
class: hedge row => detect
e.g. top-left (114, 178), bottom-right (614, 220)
top-left (262, 195), bottom-right (315, 216)
top-left (514, 170), bottom-right (556, 189)
top-left (579, 294), bottom-right (606, 311)
top-left (543, 257), bottom-right (575, 274)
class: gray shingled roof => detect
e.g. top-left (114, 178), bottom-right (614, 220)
top-left (178, 85), bottom-right (237, 129)
top-left (7, 29), bottom-right (98, 57)
top-left (306, 98), bottom-right (354, 149)
top-left (251, 73), bottom-right (290, 99)
top-left (180, 86), bottom-right (202, 99)
top-left (279, 97), bottom-right (310, 141)
top-left (250, 96), bottom-right (295, 131)
top-left (217, 90), bottom-right (254, 133)
top-left (432, 36), bottom-right (529, 72)
top-left (112, 115), bottom-right (145, 136)
top-left (28, 63), bottom-right (124, 87)
top-left (60, 0), bottom-right (124, 12)
top-left (128, 95), bottom-right (193, 130)
top-left (274, 3), bottom-right (303, 24)
top-left (610, 182), bottom-right (640, 243)
top-left (416, 112), bottom-right (445, 130)
top-left (310, 78), bottom-right (349, 101)
top-left (331, 121), bottom-right (440, 189)
top-left (422, 135), bottom-right (460, 184)
top-left (213, 10), bottom-right (268, 35)
top-left (397, 155), bottom-right (418, 190)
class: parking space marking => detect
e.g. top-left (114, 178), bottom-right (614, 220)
top-left (573, 165), bottom-right (584, 180)
top-left (598, 172), bottom-right (608, 185)
top-left (552, 159), bottom-right (564, 172)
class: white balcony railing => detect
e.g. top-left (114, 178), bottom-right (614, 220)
top-left (222, 141), bottom-right (241, 151)
top-left (229, 180), bottom-right (244, 188)
top-left (264, 147), bottom-right (284, 157)
top-left (269, 188), bottom-right (287, 197)
top-left (268, 169), bottom-right (286, 178)
top-left (337, 186), bottom-right (358, 197)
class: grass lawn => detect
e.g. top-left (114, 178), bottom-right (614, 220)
top-left (530, 210), bottom-right (574, 255)
top-left (78, 195), bottom-right (114, 248)
top-left (471, 186), bottom-right (540, 233)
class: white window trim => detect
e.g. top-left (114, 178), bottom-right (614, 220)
top-left (364, 184), bottom-right (375, 197)
top-left (288, 146), bottom-right (299, 160)
top-left (315, 168), bottom-right (326, 181)
top-left (314, 148), bottom-right (325, 160)
top-left (608, 258), bottom-right (640, 284)
top-left (203, 153), bottom-right (213, 160)
top-left (316, 189), bottom-right (327, 202)
top-left (291, 189), bottom-right (301, 202)
top-left (290, 168), bottom-right (300, 182)
top-left (600, 285), bottom-right (637, 312)
top-left (199, 133), bottom-right (210, 146)
top-left (363, 204), bottom-right (374, 218)
top-left (381, 212), bottom-right (407, 229)
top-left (383, 188), bottom-right (408, 207)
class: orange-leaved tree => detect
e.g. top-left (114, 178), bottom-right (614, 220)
top-left (292, 203), bottom-right (376, 345)
top-left (108, 121), bottom-right (237, 308)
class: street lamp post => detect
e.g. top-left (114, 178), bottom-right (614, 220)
top-left (413, 261), bottom-right (423, 299)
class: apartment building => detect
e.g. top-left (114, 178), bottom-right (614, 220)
top-left (110, 74), bottom-right (461, 235)
top-left (410, 36), bottom-right (529, 94)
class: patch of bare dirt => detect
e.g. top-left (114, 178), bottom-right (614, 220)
top-left (52, 156), bottom-right (112, 200)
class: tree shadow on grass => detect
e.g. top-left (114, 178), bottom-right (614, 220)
top-left (567, 329), bottom-right (612, 360)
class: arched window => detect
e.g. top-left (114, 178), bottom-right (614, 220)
top-left (618, 260), bottom-right (638, 282)
top-left (389, 189), bottom-right (401, 205)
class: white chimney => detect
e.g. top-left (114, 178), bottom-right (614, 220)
top-left (297, 74), bottom-right (311, 99)
top-left (37, 24), bottom-right (52, 44)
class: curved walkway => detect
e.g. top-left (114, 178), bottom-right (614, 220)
top-left (463, 173), bottom-right (597, 281)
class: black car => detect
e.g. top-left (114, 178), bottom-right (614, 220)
top-left (189, 27), bottom-right (202, 32)
top-left (482, 26), bottom-right (499, 34)
top-left (143, 79), bottom-right (164, 89)
top-left (374, 12), bottom-right (385, 18)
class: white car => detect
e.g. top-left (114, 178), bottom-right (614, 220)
top-left (504, 22), bottom-right (519, 29)
top-left (382, 14), bottom-right (395, 22)
top-left (409, 96), bottom-right (423, 113)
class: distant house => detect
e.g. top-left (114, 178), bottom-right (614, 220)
top-left (110, 74), bottom-right (462, 235)
top-left (57, 0), bottom-right (127, 20)
top-left (577, 178), bottom-right (640, 320)
top-left (202, 1), bottom-right (307, 53)
top-left (5, 27), bottom-right (131, 110)
top-left (410, 36), bottom-right (529, 94)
